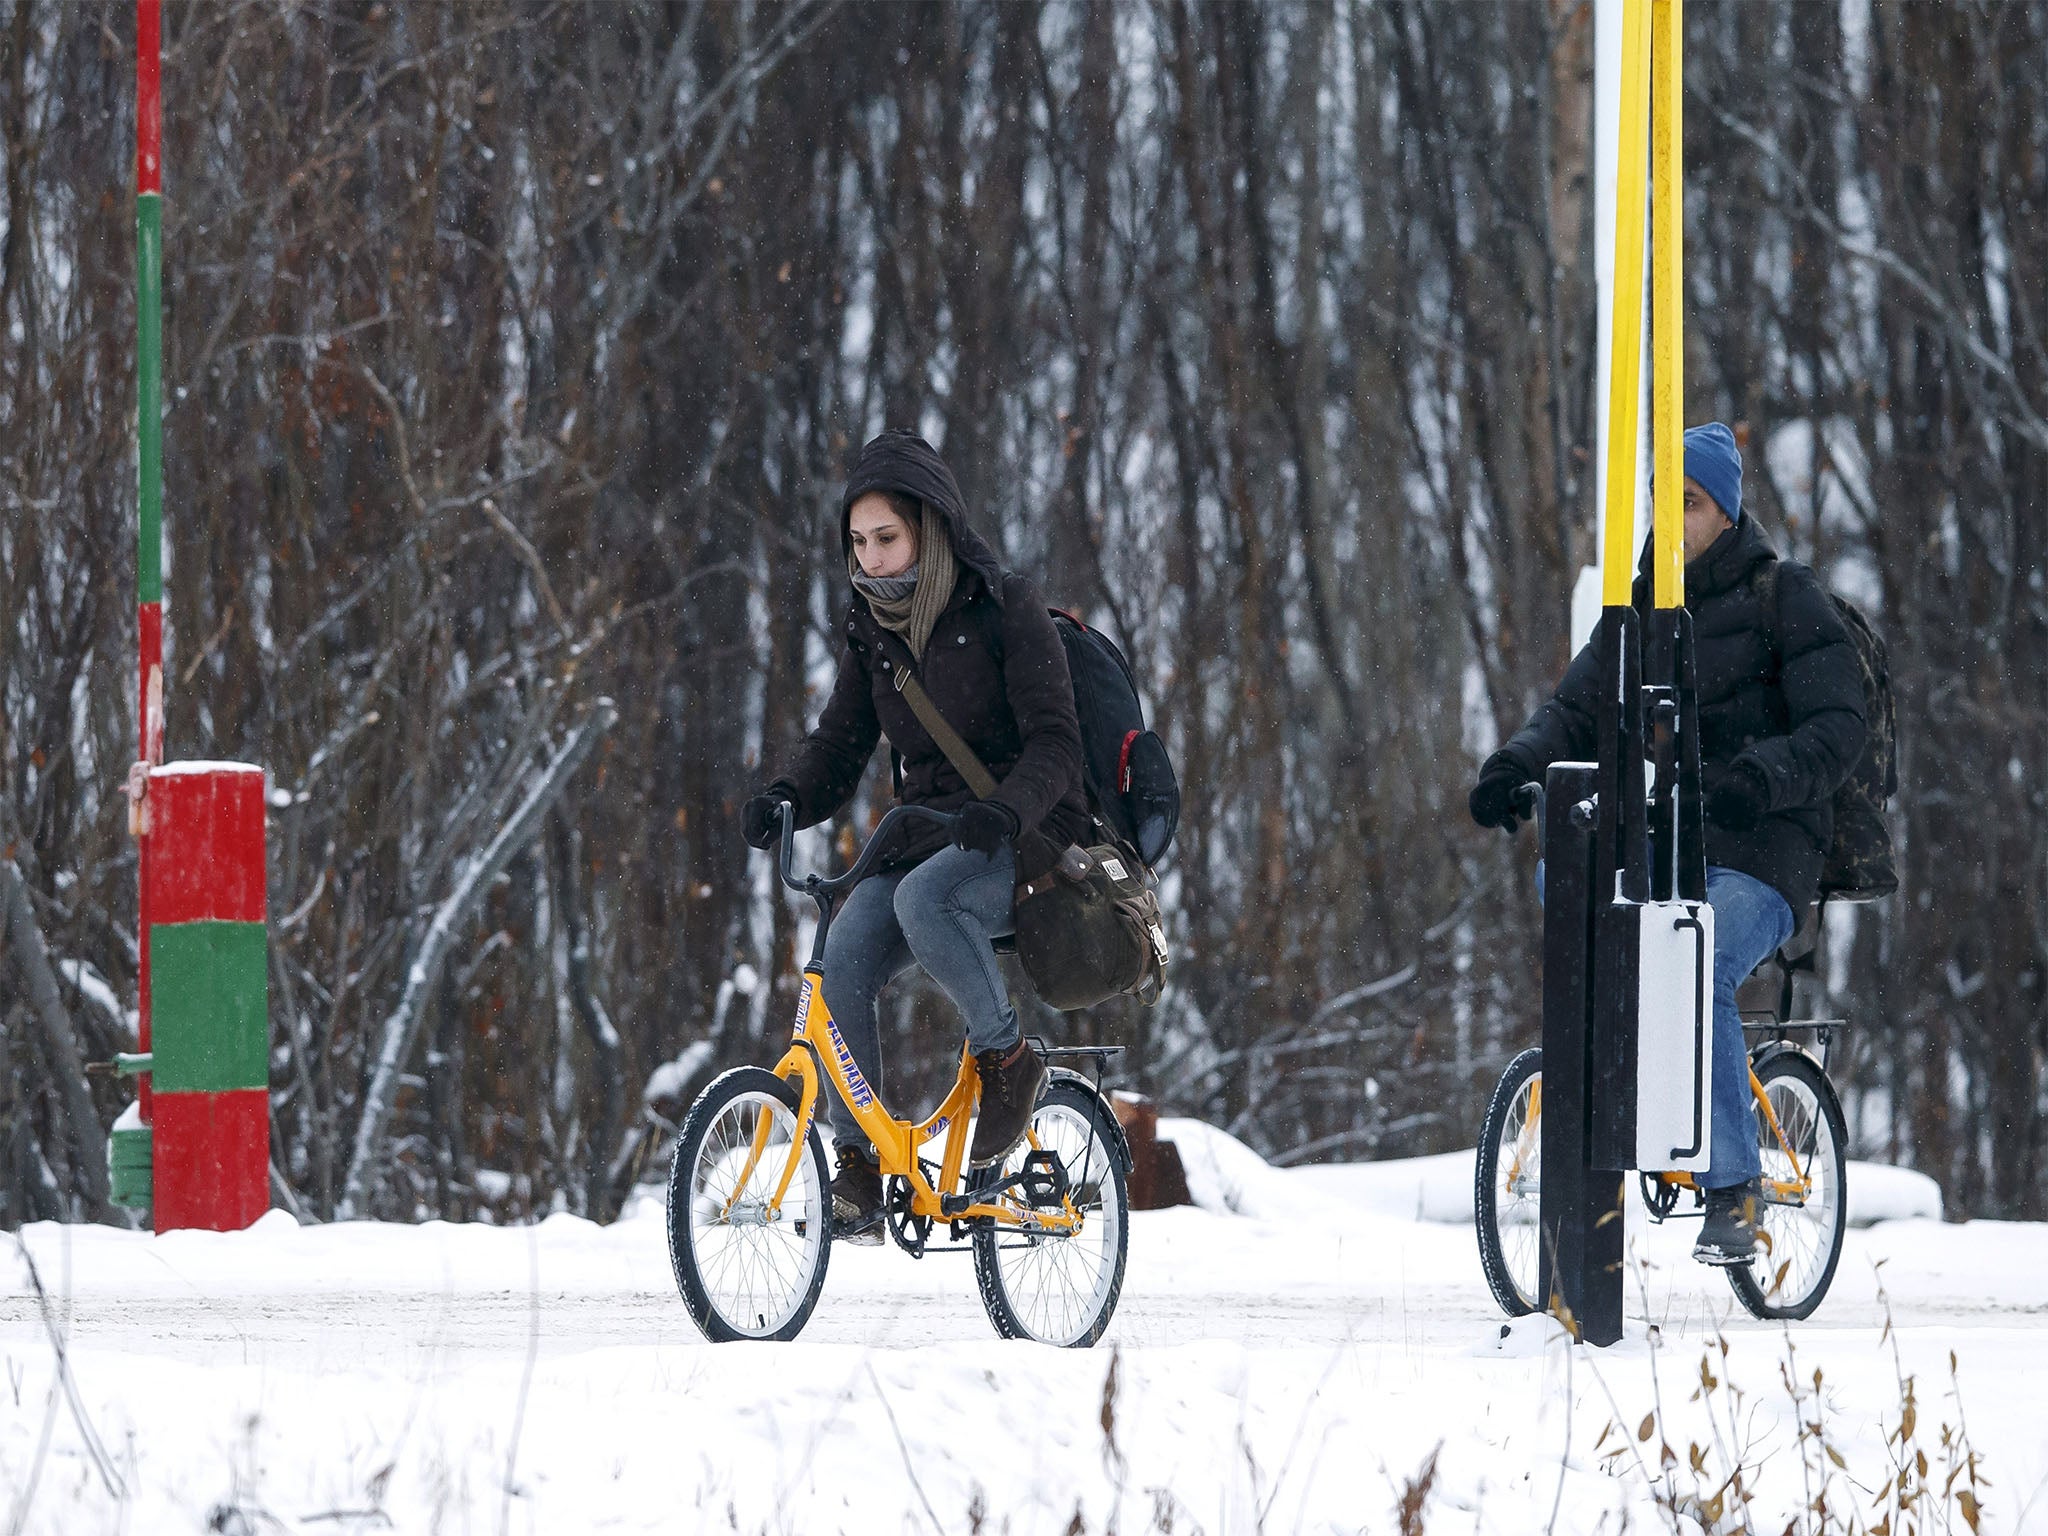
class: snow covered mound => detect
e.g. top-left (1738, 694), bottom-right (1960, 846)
top-left (0, 1142), bottom-right (2032, 1535)
top-left (1160, 1118), bottom-right (1944, 1227)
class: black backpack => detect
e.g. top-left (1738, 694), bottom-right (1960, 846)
top-left (1753, 563), bottom-right (1899, 902)
top-left (1048, 610), bottom-right (1180, 868)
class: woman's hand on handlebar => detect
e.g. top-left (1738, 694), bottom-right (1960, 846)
top-left (953, 800), bottom-right (1018, 856)
top-left (765, 802), bottom-right (961, 896)
top-left (742, 791), bottom-right (793, 850)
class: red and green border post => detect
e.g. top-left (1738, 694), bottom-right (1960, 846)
top-left (111, 0), bottom-right (165, 1214)
top-left (110, 0), bottom-right (273, 1230)
top-left (142, 766), bottom-right (270, 1229)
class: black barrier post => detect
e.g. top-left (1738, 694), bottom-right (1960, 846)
top-left (1536, 760), bottom-right (1626, 1346)
top-left (1590, 607), bottom-right (1650, 1175)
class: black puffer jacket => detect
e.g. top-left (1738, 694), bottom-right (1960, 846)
top-left (768, 432), bottom-right (1090, 882)
top-left (1497, 516), bottom-right (1867, 913)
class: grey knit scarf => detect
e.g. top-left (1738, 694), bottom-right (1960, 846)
top-left (851, 503), bottom-right (956, 661)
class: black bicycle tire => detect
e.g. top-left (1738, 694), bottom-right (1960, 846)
top-left (1727, 1051), bottom-right (1848, 1322)
top-left (666, 1066), bottom-right (833, 1343)
top-left (1475, 1048), bottom-right (1545, 1318)
top-left (972, 1079), bottom-right (1130, 1347)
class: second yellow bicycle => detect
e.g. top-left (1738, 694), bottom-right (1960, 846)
top-left (666, 803), bottom-right (1131, 1346)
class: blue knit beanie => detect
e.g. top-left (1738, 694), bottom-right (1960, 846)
top-left (1683, 422), bottom-right (1743, 523)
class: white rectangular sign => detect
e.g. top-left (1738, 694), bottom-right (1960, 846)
top-left (1635, 900), bottom-right (1714, 1173)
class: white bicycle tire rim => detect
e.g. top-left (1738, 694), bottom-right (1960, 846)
top-left (1493, 1075), bottom-right (1543, 1306)
top-left (685, 1090), bottom-right (826, 1338)
top-left (1751, 1071), bottom-right (1839, 1309)
top-left (986, 1101), bottom-right (1122, 1345)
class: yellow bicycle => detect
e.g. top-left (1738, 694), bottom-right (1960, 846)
top-left (665, 803), bottom-right (1131, 1345)
top-left (1474, 905), bottom-right (1849, 1322)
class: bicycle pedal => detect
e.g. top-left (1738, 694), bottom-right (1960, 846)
top-left (1690, 1238), bottom-right (1756, 1267)
top-left (834, 1211), bottom-right (886, 1245)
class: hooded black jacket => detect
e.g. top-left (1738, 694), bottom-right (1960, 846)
top-left (1497, 516), bottom-right (1866, 913)
top-left (767, 431), bottom-right (1090, 881)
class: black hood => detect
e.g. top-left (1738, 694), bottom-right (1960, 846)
top-left (839, 430), bottom-right (1007, 603)
top-left (1634, 513), bottom-right (1777, 607)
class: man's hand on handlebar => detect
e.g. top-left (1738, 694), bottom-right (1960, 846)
top-left (742, 790), bottom-right (793, 850)
top-left (1468, 753), bottom-right (1537, 834)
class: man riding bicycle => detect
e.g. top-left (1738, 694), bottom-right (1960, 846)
top-left (741, 430), bottom-right (1088, 1244)
top-left (1468, 423), bottom-right (1867, 1266)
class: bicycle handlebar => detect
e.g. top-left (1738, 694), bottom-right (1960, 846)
top-left (770, 800), bottom-right (959, 899)
top-left (1510, 780), bottom-right (1598, 832)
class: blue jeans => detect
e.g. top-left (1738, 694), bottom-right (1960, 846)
top-left (817, 843), bottom-right (1019, 1151)
top-left (1534, 861), bottom-right (1793, 1186)
top-left (1703, 866), bottom-right (1795, 1189)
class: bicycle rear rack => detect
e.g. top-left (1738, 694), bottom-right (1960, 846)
top-left (1033, 1042), bottom-right (1127, 1070)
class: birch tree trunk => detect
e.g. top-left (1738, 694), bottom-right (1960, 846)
top-left (338, 702), bottom-right (616, 1220)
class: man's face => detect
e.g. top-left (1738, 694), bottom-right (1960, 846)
top-left (1682, 476), bottom-right (1733, 562)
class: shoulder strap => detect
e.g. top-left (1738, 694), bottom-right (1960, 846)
top-left (884, 628), bottom-right (1070, 873)
top-left (893, 666), bottom-right (1001, 800)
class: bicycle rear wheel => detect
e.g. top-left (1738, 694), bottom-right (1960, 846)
top-left (973, 1079), bottom-right (1128, 1347)
top-left (1475, 1048), bottom-right (1544, 1317)
top-left (1728, 1051), bottom-right (1847, 1321)
top-left (667, 1067), bottom-right (832, 1342)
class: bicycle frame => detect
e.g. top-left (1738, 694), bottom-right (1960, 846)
top-left (1509, 1068), bottom-right (1811, 1206)
top-left (729, 803), bottom-right (1079, 1236)
top-left (1655, 1063), bottom-right (1812, 1203)
top-left (1510, 787), bottom-right (1819, 1210)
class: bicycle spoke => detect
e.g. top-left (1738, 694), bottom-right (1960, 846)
top-left (1493, 1078), bottom-right (1543, 1305)
top-left (679, 1088), bottom-right (826, 1338)
top-left (983, 1101), bottom-right (1122, 1343)
top-left (1746, 1072), bottom-right (1840, 1310)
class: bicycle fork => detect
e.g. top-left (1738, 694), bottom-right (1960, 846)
top-left (1750, 1066), bottom-right (1812, 1205)
top-left (715, 1048), bottom-right (822, 1226)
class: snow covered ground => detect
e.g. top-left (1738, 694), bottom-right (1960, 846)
top-left (3, 1125), bottom-right (2043, 1535)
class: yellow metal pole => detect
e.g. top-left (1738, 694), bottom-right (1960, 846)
top-left (1649, 0), bottom-right (1684, 609)
top-left (1599, 0), bottom-right (1651, 609)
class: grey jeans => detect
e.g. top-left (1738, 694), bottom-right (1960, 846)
top-left (817, 843), bottom-right (1019, 1150)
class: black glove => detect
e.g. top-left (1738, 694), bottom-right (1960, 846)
top-left (1469, 754), bottom-right (1536, 833)
top-left (1707, 761), bottom-right (1771, 833)
top-left (742, 790), bottom-right (793, 850)
top-left (953, 800), bottom-right (1019, 857)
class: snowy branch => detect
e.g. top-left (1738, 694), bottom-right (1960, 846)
top-left (338, 700), bottom-right (617, 1220)
top-left (0, 859), bottom-right (109, 1214)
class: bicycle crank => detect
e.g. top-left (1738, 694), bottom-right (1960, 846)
top-left (884, 1171), bottom-right (935, 1258)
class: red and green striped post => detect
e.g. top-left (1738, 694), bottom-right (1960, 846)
top-left (137, 0), bottom-right (164, 1071)
top-left (111, 0), bottom-right (165, 1211)
top-left (145, 764), bottom-right (270, 1230)
top-left (110, 0), bottom-right (273, 1230)
top-left (137, 0), bottom-right (164, 1024)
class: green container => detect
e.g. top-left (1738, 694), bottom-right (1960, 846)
top-left (110, 1120), bottom-right (153, 1209)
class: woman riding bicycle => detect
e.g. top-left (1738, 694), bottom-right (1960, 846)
top-left (741, 429), bottom-right (1090, 1244)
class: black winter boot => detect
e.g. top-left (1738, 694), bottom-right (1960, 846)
top-left (1693, 1179), bottom-right (1761, 1266)
top-left (969, 1038), bottom-right (1048, 1169)
top-left (831, 1144), bottom-right (885, 1245)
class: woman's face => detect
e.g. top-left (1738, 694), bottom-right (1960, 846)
top-left (849, 495), bottom-right (919, 579)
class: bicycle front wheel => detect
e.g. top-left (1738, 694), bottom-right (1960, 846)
top-left (666, 1067), bottom-right (832, 1342)
top-left (1475, 1048), bottom-right (1544, 1317)
top-left (973, 1079), bottom-right (1129, 1347)
top-left (1728, 1051), bottom-right (1847, 1321)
